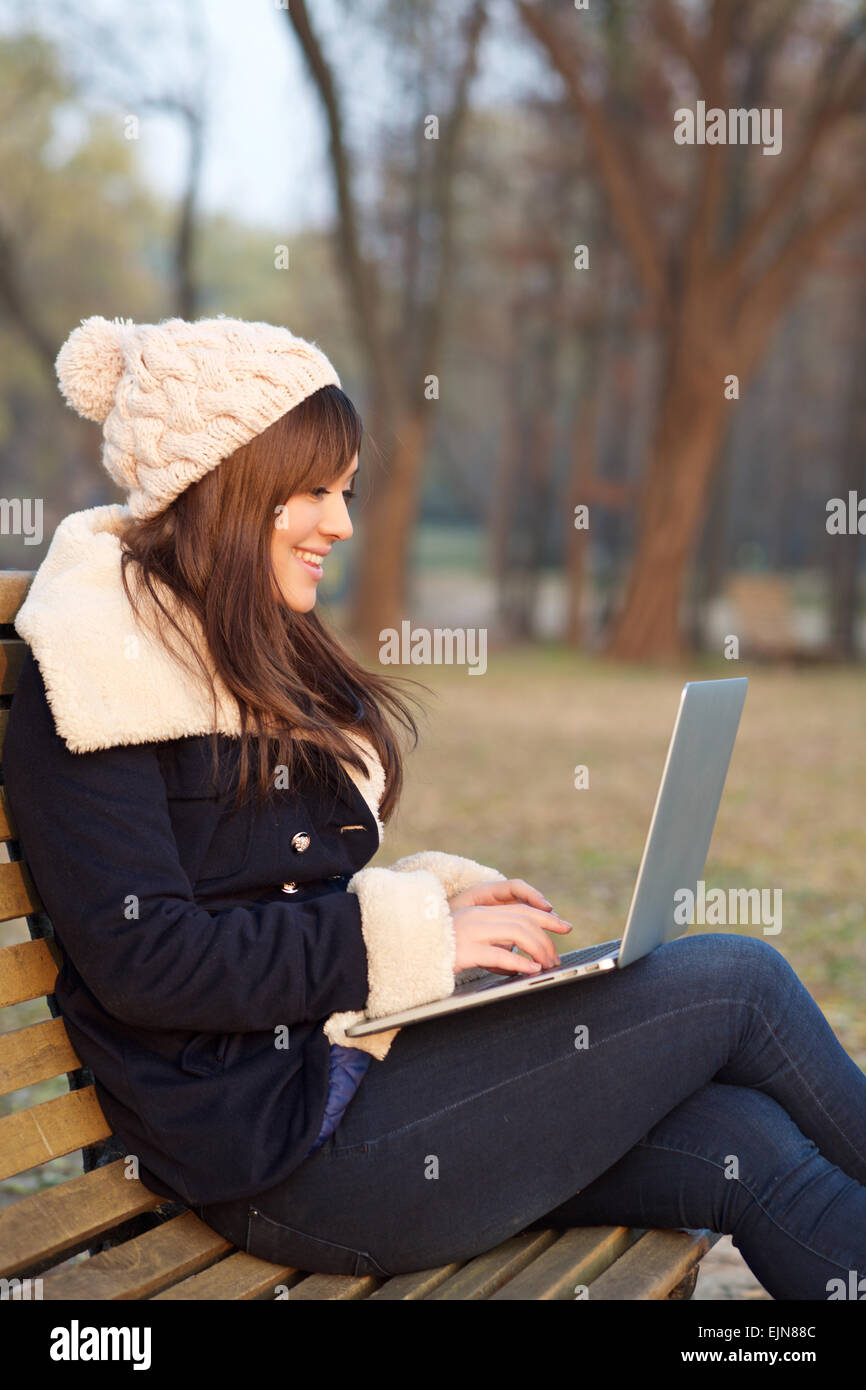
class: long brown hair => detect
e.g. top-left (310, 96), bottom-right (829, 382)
top-left (116, 385), bottom-right (430, 822)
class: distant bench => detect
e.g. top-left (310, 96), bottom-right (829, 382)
top-left (722, 573), bottom-right (833, 662)
top-left (0, 568), bottom-right (718, 1300)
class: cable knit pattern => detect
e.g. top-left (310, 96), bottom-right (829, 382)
top-left (54, 315), bottom-right (341, 519)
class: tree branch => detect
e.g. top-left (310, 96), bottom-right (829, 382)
top-left (719, 6), bottom-right (866, 287)
top-left (421, 0), bottom-right (488, 373)
top-left (284, 0), bottom-right (398, 423)
top-left (650, 0), bottom-right (712, 87)
top-left (733, 176), bottom-right (866, 377)
top-left (516, 0), bottom-right (668, 310)
top-left (718, 103), bottom-right (850, 288)
top-left (684, 0), bottom-right (735, 278)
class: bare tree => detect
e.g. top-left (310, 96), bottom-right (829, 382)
top-left (283, 0), bottom-right (488, 650)
top-left (517, 0), bottom-right (866, 658)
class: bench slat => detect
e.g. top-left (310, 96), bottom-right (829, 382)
top-left (0, 785), bottom-right (14, 840)
top-left (587, 1229), bottom-right (719, 1300)
top-left (41, 1210), bottom-right (232, 1300)
top-left (0, 859), bottom-right (42, 922)
top-left (0, 1085), bottom-right (110, 1181)
top-left (0, 571), bottom-right (32, 623)
top-left (0, 1159), bottom-right (163, 1278)
top-left (0, 1016), bottom-right (82, 1097)
top-left (152, 1251), bottom-right (298, 1300)
top-left (489, 1224), bottom-right (643, 1300)
top-left (367, 1262), bottom-right (465, 1300)
top-left (284, 1270), bottom-right (384, 1300)
top-left (424, 1228), bottom-right (560, 1300)
top-left (0, 938), bottom-right (60, 1007)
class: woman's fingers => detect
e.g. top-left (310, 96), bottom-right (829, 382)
top-left (505, 878), bottom-right (552, 909)
top-left (482, 945), bottom-right (548, 975)
top-left (490, 878), bottom-right (556, 912)
top-left (450, 899), bottom-right (575, 976)
top-left (497, 899), bottom-right (572, 931)
top-left (491, 908), bottom-right (565, 968)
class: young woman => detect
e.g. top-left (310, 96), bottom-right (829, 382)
top-left (5, 314), bottom-right (865, 1300)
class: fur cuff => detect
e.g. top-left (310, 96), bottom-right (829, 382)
top-left (389, 850), bottom-right (507, 989)
top-left (387, 849), bottom-right (507, 899)
top-left (323, 866), bottom-right (457, 1061)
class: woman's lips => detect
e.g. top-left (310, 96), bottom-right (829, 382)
top-left (291, 547), bottom-right (324, 579)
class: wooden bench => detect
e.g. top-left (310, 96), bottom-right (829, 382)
top-left (0, 568), bottom-right (719, 1300)
top-left (722, 573), bottom-right (831, 663)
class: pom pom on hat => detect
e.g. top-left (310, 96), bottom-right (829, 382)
top-left (55, 316), bottom-right (132, 424)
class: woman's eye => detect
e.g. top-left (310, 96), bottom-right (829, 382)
top-left (311, 488), bottom-right (356, 503)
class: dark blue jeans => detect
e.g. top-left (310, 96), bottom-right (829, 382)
top-left (198, 934), bottom-right (866, 1298)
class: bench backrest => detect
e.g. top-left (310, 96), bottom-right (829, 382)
top-left (722, 572), bottom-right (795, 654)
top-left (0, 570), bottom-right (174, 1283)
top-left (0, 569), bottom-right (111, 1168)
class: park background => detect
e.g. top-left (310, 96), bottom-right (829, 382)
top-left (1, 0), bottom-right (864, 1298)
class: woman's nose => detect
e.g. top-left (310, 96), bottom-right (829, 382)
top-left (324, 498), bottom-right (354, 541)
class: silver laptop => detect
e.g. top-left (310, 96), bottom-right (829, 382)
top-left (345, 677), bottom-right (749, 1038)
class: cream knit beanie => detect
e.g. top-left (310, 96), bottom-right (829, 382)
top-left (55, 314), bottom-right (341, 519)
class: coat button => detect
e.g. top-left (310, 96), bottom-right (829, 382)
top-left (281, 881), bottom-right (298, 894)
top-left (291, 832), bottom-right (311, 852)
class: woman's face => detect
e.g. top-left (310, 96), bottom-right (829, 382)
top-left (271, 454), bottom-right (359, 611)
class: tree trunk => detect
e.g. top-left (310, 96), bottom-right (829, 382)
top-left (563, 348), bottom-right (602, 645)
top-left (350, 407), bottom-right (431, 655)
top-left (827, 277), bottom-right (866, 661)
top-left (605, 367), bottom-right (729, 660)
top-left (490, 296), bottom-right (527, 638)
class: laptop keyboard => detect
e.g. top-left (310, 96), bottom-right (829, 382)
top-left (559, 938), bottom-right (622, 967)
top-left (469, 938), bottom-right (622, 992)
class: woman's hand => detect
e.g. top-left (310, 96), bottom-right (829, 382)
top-left (447, 878), bottom-right (572, 976)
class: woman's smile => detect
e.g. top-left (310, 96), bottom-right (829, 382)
top-left (291, 546), bottom-right (328, 578)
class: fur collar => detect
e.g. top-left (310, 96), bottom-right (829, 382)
top-left (14, 503), bottom-right (385, 842)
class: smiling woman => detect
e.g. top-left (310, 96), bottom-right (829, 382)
top-left (6, 313), bottom-right (866, 1299)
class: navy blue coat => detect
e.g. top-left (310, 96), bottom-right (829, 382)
top-left (4, 504), bottom-right (505, 1207)
top-left (4, 645), bottom-right (382, 1205)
